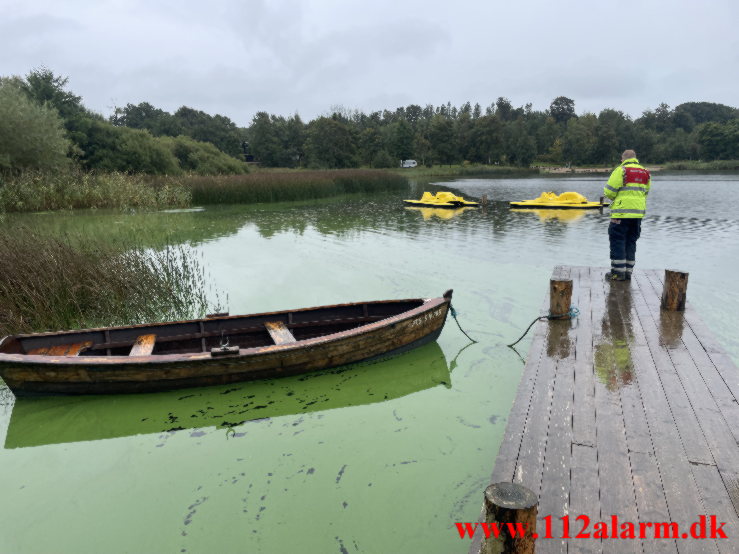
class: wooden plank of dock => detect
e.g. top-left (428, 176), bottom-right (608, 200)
top-left (470, 266), bottom-right (739, 554)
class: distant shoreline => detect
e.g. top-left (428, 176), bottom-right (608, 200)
top-left (538, 166), bottom-right (664, 174)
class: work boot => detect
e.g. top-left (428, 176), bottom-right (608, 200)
top-left (605, 271), bottom-right (626, 282)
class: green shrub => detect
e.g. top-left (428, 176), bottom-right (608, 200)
top-left (162, 135), bottom-right (249, 175)
top-left (78, 120), bottom-right (182, 175)
top-left (372, 150), bottom-right (396, 168)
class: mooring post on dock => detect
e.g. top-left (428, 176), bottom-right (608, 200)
top-left (661, 269), bottom-right (689, 311)
top-left (549, 270), bottom-right (573, 319)
top-left (482, 483), bottom-right (537, 554)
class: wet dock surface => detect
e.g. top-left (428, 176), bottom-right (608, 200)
top-left (476, 266), bottom-right (739, 553)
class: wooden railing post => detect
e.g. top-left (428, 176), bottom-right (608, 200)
top-left (482, 483), bottom-right (538, 554)
top-left (550, 271), bottom-right (573, 319)
top-left (661, 269), bottom-right (689, 311)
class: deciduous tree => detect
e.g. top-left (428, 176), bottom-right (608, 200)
top-left (0, 78), bottom-right (71, 172)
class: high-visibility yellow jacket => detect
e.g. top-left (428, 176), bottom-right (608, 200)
top-left (604, 158), bottom-right (651, 218)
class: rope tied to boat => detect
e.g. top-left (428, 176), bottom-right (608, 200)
top-left (507, 306), bottom-right (580, 348)
top-left (450, 305), bottom-right (478, 343)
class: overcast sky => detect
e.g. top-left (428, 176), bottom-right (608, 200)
top-left (2, 0), bottom-right (737, 127)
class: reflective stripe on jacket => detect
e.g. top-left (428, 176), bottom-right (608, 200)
top-left (604, 158), bottom-right (651, 218)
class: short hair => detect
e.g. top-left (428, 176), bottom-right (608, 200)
top-left (622, 149), bottom-right (637, 160)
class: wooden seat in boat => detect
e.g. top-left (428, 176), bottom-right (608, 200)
top-left (28, 341), bottom-right (93, 356)
top-left (129, 334), bottom-right (156, 356)
top-left (264, 321), bottom-right (296, 345)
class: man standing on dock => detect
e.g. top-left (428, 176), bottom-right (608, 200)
top-left (603, 149), bottom-right (651, 281)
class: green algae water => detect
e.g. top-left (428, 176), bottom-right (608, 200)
top-left (1, 173), bottom-right (738, 553)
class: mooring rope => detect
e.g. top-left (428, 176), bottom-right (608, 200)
top-left (506, 306), bottom-right (580, 348)
top-left (450, 305), bottom-right (478, 343)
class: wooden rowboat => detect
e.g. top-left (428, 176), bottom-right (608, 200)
top-left (0, 291), bottom-right (453, 396)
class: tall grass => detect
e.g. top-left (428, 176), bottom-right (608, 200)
top-left (0, 227), bottom-right (221, 336)
top-left (0, 170), bottom-right (190, 212)
top-left (177, 169), bottom-right (409, 204)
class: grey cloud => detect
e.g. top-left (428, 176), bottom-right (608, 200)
top-left (1, 0), bottom-right (737, 124)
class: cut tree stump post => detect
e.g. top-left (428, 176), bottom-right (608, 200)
top-left (661, 269), bottom-right (689, 311)
top-left (482, 483), bottom-right (538, 554)
top-left (550, 272), bottom-right (573, 319)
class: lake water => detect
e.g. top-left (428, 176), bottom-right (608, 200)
top-left (1, 173), bottom-right (737, 553)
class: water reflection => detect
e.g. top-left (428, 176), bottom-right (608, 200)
top-left (4, 342), bottom-right (450, 449)
top-left (546, 319), bottom-right (574, 359)
top-left (6, 206), bottom-right (250, 248)
top-left (510, 209), bottom-right (588, 223)
top-left (659, 309), bottom-right (686, 348)
top-left (5, 176), bottom-right (739, 251)
top-left (594, 284), bottom-right (635, 390)
top-left (404, 207), bottom-right (477, 220)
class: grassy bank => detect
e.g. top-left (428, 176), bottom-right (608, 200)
top-left (178, 169), bottom-right (408, 204)
top-left (0, 170), bottom-right (190, 212)
top-left (393, 164), bottom-right (538, 178)
top-left (0, 228), bottom-right (221, 336)
top-left (664, 160), bottom-right (739, 170)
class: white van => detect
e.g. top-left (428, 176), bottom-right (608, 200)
top-left (400, 159), bottom-right (418, 168)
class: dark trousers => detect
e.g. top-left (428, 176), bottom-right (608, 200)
top-left (608, 218), bottom-right (642, 275)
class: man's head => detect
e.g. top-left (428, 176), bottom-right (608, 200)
top-left (621, 149), bottom-right (637, 161)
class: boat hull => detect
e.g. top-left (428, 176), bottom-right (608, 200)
top-left (0, 296), bottom-right (451, 396)
top-left (403, 200), bottom-right (479, 209)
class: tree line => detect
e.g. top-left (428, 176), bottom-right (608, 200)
top-left (2, 67), bottom-right (738, 176)
top-left (246, 97), bottom-right (739, 169)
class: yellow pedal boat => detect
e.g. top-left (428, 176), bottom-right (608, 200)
top-left (509, 191), bottom-right (605, 209)
top-left (403, 191), bottom-right (480, 209)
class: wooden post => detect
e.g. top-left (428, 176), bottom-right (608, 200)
top-left (482, 482), bottom-right (538, 554)
top-left (481, 194), bottom-right (489, 207)
top-left (661, 269), bottom-right (689, 311)
top-left (550, 276), bottom-right (573, 319)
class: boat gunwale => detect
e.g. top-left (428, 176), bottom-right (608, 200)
top-left (0, 296), bottom-right (448, 366)
top-left (3, 297), bottom-right (426, 340)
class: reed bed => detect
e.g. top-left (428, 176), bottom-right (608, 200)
top-left (0, 169), bottom-right (407, 213)
top-left (178, 169), bottom-right (409, 204)
top-left (0, 170), bottom-right (191, 212)
top-left (0, 228), bottom-right (220, 336)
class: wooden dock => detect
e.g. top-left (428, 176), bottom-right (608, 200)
top-left (472, 266), bottom-right (739, 554)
